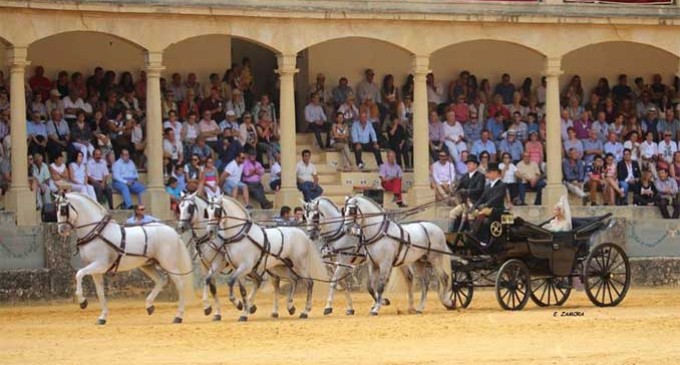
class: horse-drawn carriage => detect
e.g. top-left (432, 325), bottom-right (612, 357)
top-left (446, 212), bottom-right (631, 311)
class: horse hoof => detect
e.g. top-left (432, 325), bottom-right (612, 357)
top-left (204, 306), bottom-right (212, 316)
top-left (147, 305), bottom-right (155, 316)
top-left (236, 302), bottom-right (244, 311)
top-left (323, 308), bottom-right (333, 316)
top-left (408, 308), bottom-right (417, 314)
top-left (288, 306), bottom-right (296, 316)
top-left (383, 298), bottom-right (391, 306)
top-left (96, 319), bottom-right (106, 325)
top-left (271, 313), bottom-right (279, 318)
top-left (172, 317), bottom-right (183, 324)
top-left (79, 299), bottom-right (88, 310)
top-left (249, 305), bottom-right (257, 314)
top-left (369, 311), bottom-right (378, 316)
top-left (415, 310), bottom-right (423, 314)
top-left (346, 309), bottom-right (355, 316)
top-left (212, 314), bottom-right (222, 322)
top-left (299, 313), bottom-right (308, 319)
top-left (238, 316), bottom-right (248, 322)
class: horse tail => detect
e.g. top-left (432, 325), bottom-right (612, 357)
top-left (171, 234), bottom-right (196, 303)
top-left (303, 233), bottom-right (328, 282)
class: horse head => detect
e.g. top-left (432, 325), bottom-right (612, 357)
top-left (302, 198), bottom-right (321, 240)
top-left (177, 191), bottom-right (199, 233)
top-left (205, 194), bottom-right (224, 238)
top-left (55, 192), bottom-right (76, 236)
top-left (344, 195), bottom-right (385, 238)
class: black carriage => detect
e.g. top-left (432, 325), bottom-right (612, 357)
top-left (445, 212), bottom-right (631, 310)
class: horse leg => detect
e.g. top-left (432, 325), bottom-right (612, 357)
top-left (138, 265), bottom-right (167, 316)
top-left (91, 273), bottom-right (108, 325)
top-left (245, 275), bottom-right (262, 316)
top-left (371, 263), bottom-right (393, 316)
top-left (413, 262), bottom-right (430, 314)
top-left (271, 275), bottom-right (281, 318)
top-left (286, 271), bottom-right (298, 316)
top-left (227, 265), bottom-right (251, 322)
top-left (400, 265), bottom-right (415, 314)
top-left (366, 263), bottom-right (379, 313)
top-left (324, 264), bottom-right (345, 316)
top-left (209, 261), bottom-right (226, 321)
top-left (432, 258), bottom-right (454, 309)
top-left (300, 278), bottom-right (314, 319)
top-left (167, 272), bottom-right (186, 324)
top-left (343, 275), bottom-right (355, 315)
top-left (74, 261), bottom-right (108, 310)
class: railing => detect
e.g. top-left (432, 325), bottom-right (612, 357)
top-left (563, 0), bottom-right (673, 4)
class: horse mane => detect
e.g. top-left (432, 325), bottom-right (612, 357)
top-left (318, 196), bottom-right (340, 212)
top-left (356, 194), bottom-right (385, 213)
top-left (66, 192), bottom-right (109, 216)
top-left (221, 195), bottom-right (251, 219)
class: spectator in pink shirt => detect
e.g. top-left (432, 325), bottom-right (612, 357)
top-left (525, 131), bottom-right (544, 166)
top-left (242, 149), bottom-right (273, 209)
top-left (451, 94), bottom-right (469, 123)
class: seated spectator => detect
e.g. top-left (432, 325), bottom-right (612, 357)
top-left (219, 110), bottom-right (240, 141)
top-left (494, 74), bottom-right (515, 105)
top-left (29, 93), bottom-right (48, 121)
top-left (428, 110), bottom-right (446, 162)
top-left (603, 132), bottom-right (624, 162)
top-left (166, 176), bottom-right (182, 211)
top-left (431, 152), bottom-right (456, 200)
top-left (27, 111), bottom-right (48, 157)
top-left (191, 136), bottom-right (214, 163)
top-left (200, 156), bottom-right (221, 200)
top-left (641, 107), bottom-right (660, 140)
top-left (238, 112), bottom-right (258, 152)
top-left (426, 73), bottom-right (445, 110)
top-left (215, 128), bottom-right (242, 172)
top-left (478, 151), bottom-right (491, 174)
top-left (87, 148), bottom-right (113, 209)
top-left (181, 112), bottom-right (200, 152)
top-left (506, 111), bottom-right (528, 142)
top-left (294, 206), bottom-right (305, 224)
top-left (296, 149), bottom-right (323, 202)
top-left (488, 94), bottom-right (510, 120)
top-left (126, 205), bottom-right (159, 225)
top-left (49, 154), bottom-right (72, 193)
top-left (130, 118), bottom-right (146, 167)
top-left (163, 127), bottom-right (184, 175)
top-left (162, 91), bottom-right (177, 120)
top-left (242, 149), bottom-right (273, 209)
top-left (112, 149), bottom-right (145, 209)
top-left (485, 111), bottom-right (505, 144)
top-left (633, 170), bottom-right (657, 206)
top-left (470, 129), bottom-right (497, 162)
top-left (603, 153), bottom-right (623, 206)
top-left (46, 89), bottom-right (65, 117)
top-left (270, 152), bottom-right (281, 192)
top-left (583, 129), bottom-right (604, 166)
top-left (274, 206), bottom-right (294, 226)
top-left (198, 110), bottom-right (221, 150)
top-left (623, 131), bottom-right (641, 162)
top-left (463, 110), bottom-right (483, 148)
top-left (562, 148), bottom-right (588, 204)
top-left (29, 66), bottom-right (52, 101)
top-left (69, 151), bottom-right (97, 200)
top-left (63, 89), bottom-right (86, 123)
top-left (442, 110), bottom-right (466, 162)
top-left (163, 110), bottom-right (183, 138)
top-left (616, 148), bottom-right (640, 206)
top-left (379, 150), bottom-right (406, 208)
top-left (499, 152), bottom-right (518, 205)
top-left (172, 164), bottom-right (187, 193)
top-left (185, 73), bottom-right (203, 100)
top-left (351, 112), bottom-right (383, 170)
top-left (46, 110), bottom-right (71, 161)
top-left (120, 88), bottom-right (143, 120)
top-left (451, 94), bottom-right (469, 123)
top-left (71, 111), bottom-right (95, 162)
top-left (305, 92), bottom-right (330, 149)
top-left (524, 131), bottom-right (544, 167)
top-left (454, 150), bottom-right (469, 180)
top-left (560, 109), bottom-right (574, 142)
top-left (499, 131), bottom-right (524, 163)
top-left (655, 167), bottom-right (679, 219)
top-left (573, 111), bottom-right (592, 140)
top-left (31, 153), bottom-right (52, 210)
top-left (200, 87), bottom-right (224, 122)
top-left (338, 92), bottom-right (359, 123)
top-left (563, 128), bottom-right (583, 160)
top-left (252, 94), bottom-right (277, 125)
top-left (516, 152), bottom-right (545, 205)
top-left (526, 112), bottom-right (540, 137)
top-left (185, 154), bottom-right (202, 193)
top-left (386, 116), bottom-right (410, 169)
top-left (328, 112), bottom-right (353, 171)
top-left (585, 155), bottom-right (605, 206)
top-left (226, 89), bottom-right (246, 119)
top-left (220, 151), bottom-right (251, 209)
top-left (332, 77), bottom-right (354, 108)
top-left (670, 151), bottom-right (680, 187)
top-left (256, 112), bottom-right (279, 167)
top-left (658, 130), bottom-right (677, 164)
top-left (609, 113), bottom-right (625, 141)
top-left (658, 109), bottom-right (680, 140)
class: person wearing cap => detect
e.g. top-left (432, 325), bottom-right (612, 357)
top-left (305, 92), bottom-right (330, 149)
top-left (357, 69), bottom-right (381, 105)
top-left (658, 130), bottom-right (677, 164)
top-left (498, 130), bottom-right (524, 163)
top-left (641, 106), bottom-right (660, 141)
top-left (470, 162), bottom-right (507, 245)
top-left (448, 154), bottom-right (486, 231)
top-left (46, 89), bottom-right (65, 117)
top-left (332, 77), bottom-right (354, 108)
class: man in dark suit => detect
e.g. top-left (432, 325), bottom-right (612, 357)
top-left (616, 148), bottom-right (641, 205)
top-left (471, 162), bottom-right (507, 245)
top-left (448, 155), bottom-right (486, 232)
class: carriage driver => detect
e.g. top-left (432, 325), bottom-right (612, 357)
top-left (469, 162), bottom-right (507, 246)
top-left (448, 154), bottom-right (486, 232)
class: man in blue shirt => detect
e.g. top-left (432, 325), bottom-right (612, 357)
top-left (125, 205), bottom-right (159, 225)
top-left (498, 131), bottom-right (524, 163)
top-left (486, 111), bottom-right (506, 144)
top-left (27, 111), bottom-right (48, 157)
top-left (112, 149), bottom-right (146, 209)
top-left (351, 112), bottom-right (383, 169)
top-left (470, 129), bottom-right (497, 161)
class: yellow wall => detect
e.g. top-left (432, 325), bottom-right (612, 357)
top-left (163, 35), bottom-right (231, 85)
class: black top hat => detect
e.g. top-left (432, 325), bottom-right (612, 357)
top-left (465, 155), bottom-right (479, 165)
top-left (486, 162), bottom-right (501, 173)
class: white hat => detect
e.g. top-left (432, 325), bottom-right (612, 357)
top-left (225, 110), bottom-right (236, 117)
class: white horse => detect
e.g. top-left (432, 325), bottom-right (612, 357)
top-left (56, 192), bottom-right (194, 324)
top-left (304, 197), bottom-right (392, 316)
top-left (344, 195), bottom-right (456, 315)
top-left (205, 195), bottom-right (328, 321)
top-left (177, 192), bottom-right (249, 321)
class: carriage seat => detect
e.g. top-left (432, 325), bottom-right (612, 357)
top-left (571, 214), bottom-right (610, 231)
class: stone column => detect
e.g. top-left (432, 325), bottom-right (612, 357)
top-left (544, 56), bottom-right (566, 208)
top-left (407, 55), bottom-right (435, 211)
top-left (144, 51), bottom-right (171, 219)
top-left (274, 54), bottom-right (300, 209)
top-left (6, 46), bottom-right (37, 226)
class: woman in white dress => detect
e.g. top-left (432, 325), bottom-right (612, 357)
top-left (544, 195), bottom-right (572, 232)
top-left (68, 151), bottom-right (97, 200)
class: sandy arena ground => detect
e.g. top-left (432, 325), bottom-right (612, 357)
top-left (1, 287), bottom-right (679, 365)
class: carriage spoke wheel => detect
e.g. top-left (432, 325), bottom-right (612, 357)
top-left (530, 277), bottom-right (572, 307)
top-left (495, 259), bottom-right (531, 311)
top-left (450, 271), bottom-right (474, 309)
top-left (584, 243), bottom-right (631, 307)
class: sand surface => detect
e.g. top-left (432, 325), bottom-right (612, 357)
top-left (1, 287), bottom-right (679, 365)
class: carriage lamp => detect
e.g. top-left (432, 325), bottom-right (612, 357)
top-left (501, 213), bottom-right (515, 225)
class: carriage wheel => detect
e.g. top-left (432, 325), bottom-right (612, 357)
top-left (530, 277), bottom-right (572, 307)
top-left (495, 259), bottom-right (531, 311)
top-left (450, 271), bottom-right (474, 309)
top-left (584, 243), bottom-right (631, 307)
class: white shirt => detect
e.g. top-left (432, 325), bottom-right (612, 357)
top-left (427, 83), bottom-right (445, 105)
top-left (304, 103), bottom-right (327, 124)
top-left (442, 121), bottom-right (464, 143)
top-left (296, 161), bottom-right (317, 183)
top-left (86, 159), bottom-right (109, 181)
top-left (163, 120), bottom-right (183, 137)
top-left (499, 163), bottom-right (517, 183)
top-left (659, 140), bottom-right (677, 163)
top-left (432, 161), bottom-right (456, 185)
top-left (163, 138), bottom-right (183, 160)
top-left (63, 96), bottom-right (86, 119)
top-left (183, 122), bottom-right (199, 141)
top-left (69, 162), bottom-right (87, 184)
top-left (640, 140), bottom-right (658, 160)
top-left (561, 119), bottom-right (573, 141)
top-left (270, 162), bottom-right (281, 182)
top-left (223, 160), bottom-right (243, 184)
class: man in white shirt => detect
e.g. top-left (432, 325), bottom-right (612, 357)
top-left (62, 89), bottom-right (86, 123)
top-left (426, 73), bottom-right (445, 107)
top-left (658, 130), bottom-right (677, 164)
top-left (296, 149), bottom-right (323, 202)
top-left (304, 92), bottom-right (330, 149)
top-left (431, 152), bottom-right (457, 200)
top-left (442, 110), bottom-right (467, 162)
top-left (640, 131), bottom-right (658, 177)
top-left (356, 69), bottom-right (381, 104)
top-left (220, 152), bottom-right (251, 209)
top-left (269, 152), bottom-right (281, 192)
top-left (87, 148), bottom-right (113, 209)
top-left (163, 127), bottom-right (184, 175)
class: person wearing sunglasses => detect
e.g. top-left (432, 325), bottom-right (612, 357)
top-left (125, 205), bottom-right (159, 225)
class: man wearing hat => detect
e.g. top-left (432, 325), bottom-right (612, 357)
top-left (46, 89), bottom-right (65, 117)
top-left (470, 162), bottom-right (507, 246)
top-left (448, 154), bottom-right (486, 231)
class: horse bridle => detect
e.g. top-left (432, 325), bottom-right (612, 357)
top-left (344, 199), bottom-right (390, 246)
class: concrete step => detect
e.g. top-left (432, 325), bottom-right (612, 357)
top-left (296, 133), bottom-right (316, 145)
